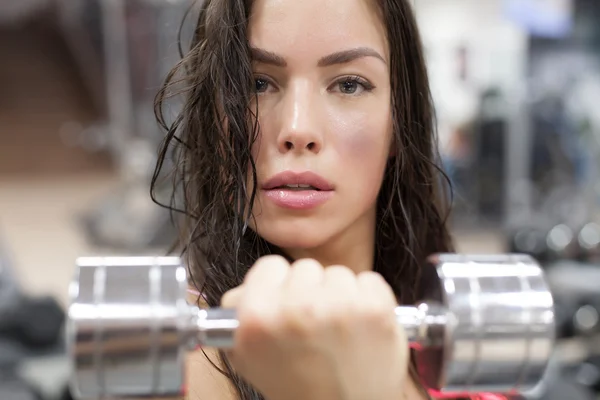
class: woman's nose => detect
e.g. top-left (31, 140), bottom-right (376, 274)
top-left (276, 83), bottom-right (323, 154)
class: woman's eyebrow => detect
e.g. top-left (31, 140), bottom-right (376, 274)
top-left (318, 47), bottom-right (385, 66)
top-left (250, 46), bottom-right (386, 68)
top-left (251, 47), bottom-right (287, 67)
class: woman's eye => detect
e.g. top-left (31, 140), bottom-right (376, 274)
top-left (340, 80), bottom-right (359, 94)
top-left (255, 78), bottom-right (270, 93)
top-left (335, 77), bottom-right (373, 95)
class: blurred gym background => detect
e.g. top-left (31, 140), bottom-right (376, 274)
top-left (0, 0), bottom-right (599, 399)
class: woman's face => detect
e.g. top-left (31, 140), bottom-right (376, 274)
top-left (247, 0), bottom-right (393, 257)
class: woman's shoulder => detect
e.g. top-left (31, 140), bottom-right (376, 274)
top-left (186, 291), bottom-right (237, 400)
top-left (186, 348), bottom-right (237, 400)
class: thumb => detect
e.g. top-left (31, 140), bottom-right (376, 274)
top-left (221, 285), bottom-right (244, 308)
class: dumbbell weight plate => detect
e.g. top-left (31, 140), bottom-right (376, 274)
top-left (67, 257), bottom-right (189, 400)
top-left (415, 254), bottom-right (555, 397)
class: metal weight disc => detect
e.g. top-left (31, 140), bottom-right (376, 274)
top-left (415, 254), bottom-right (555, 396)
top-left (66, 257), bottom-right (191, 399)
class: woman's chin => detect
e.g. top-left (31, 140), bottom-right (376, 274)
top-left (265, 234), bottom-right (327, 252)
top-left (257, 228), bottom-right (330, 252)
top-left (252, 215), bottom-right (338, 253)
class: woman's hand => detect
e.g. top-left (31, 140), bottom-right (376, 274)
top-left (221, 255), bottom-right (410, 400)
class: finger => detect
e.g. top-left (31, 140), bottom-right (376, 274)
top-left (319, 266), bottom-right (359, 324)
top-left (239, 255), bottom-right (290, 312)
top-left (356, 271), bottom-right (397, 309)
top-left (356, 271), bottom-right (399, 333)
top-left (230, 256), bottom-right (290, 368)
top-left (278, 259), bottom-right (324, 335)
top-left (321, 266), bottom-right (358, 299)
top-left (243, 254), bottom-right (290, 287)
top-left (283, 258), bottom-right (324, 301)
top-left (221, 285), bottom-right (244, 308)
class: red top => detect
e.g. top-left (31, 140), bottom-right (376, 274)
top-left (430, 391), bottom-right (510, 400)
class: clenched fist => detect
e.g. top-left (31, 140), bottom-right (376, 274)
top-left (221, 255), bottom-right (410, 400)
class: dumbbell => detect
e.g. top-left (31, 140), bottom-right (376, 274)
top-left (66, 254), bottom-right (556, 399)
top-left (545, 262), bottom-right (600, 337)
top-left (509, 227), bottom-right (548, 261)
top-left (578, 222), bottom-right (600, 261)
top-left (546, 224), bottom-right (578, 261)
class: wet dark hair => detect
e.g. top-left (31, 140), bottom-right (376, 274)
top-left (152, 0), bottom-right (454, 399)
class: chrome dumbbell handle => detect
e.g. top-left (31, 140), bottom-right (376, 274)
top-left (195, 303), bottom-right (451, 349)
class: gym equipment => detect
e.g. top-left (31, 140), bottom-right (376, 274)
top-left (508, 220), bottom-right (600, 263)
top-left (508, 226), bottom-right (548, 261)
top-left (67, 254), bottom-right (555, 399)
top-left (0, 234), bottom-right (21, 318)
top-left (524, 351), bottom-right (596, 400)
top-left (545, 261), bottom-right (600, 337)
top-left (0, 0), bottom-right (49, 25)
top-left (578, 222), bottom-right (600, 261)
top-left (56, 0), bottom-right (194, 251)
top-left (0, 295), bottom-right (65, 349)
top-left (545, 223), bottom-right (578, 261)
top-left (0, 234), bottom-right (64, 349)
top-left (0, 376), bottom-right (43, 400)
top-left (574, 355), bottom-right (600, 393)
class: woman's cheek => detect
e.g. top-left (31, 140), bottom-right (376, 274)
top-left (328, 108), bottom-right (391, 166)
top-left (329, 109), bottom-right (392, 204)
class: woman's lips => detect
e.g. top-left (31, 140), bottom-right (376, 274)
top-left (262, 188), bottom-right (334, 210)
top-left (262, 171), bottom-right (334, 191)
top-left (261, 170), bottom-right (334, 210)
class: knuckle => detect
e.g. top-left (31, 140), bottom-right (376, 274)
top-left (291, 258), bottom-right (324, 272)
top-left (281, 302), bottom-right (320, 338)
top-left (261, 254), bottom-right (291, 266)
top-left (323, 298), bottom-right (354, 329)
top-left (283, 297), bottom-right (317, 317)
top-left (358, 271), bottom-right (396, 298)
top-left (245, 255), bottom-right (290, 282)
top-left (324, 265), bottom-right (354, 278)
top-left (359, 301), bottom-right (397, 333)
top-left (363, 304), bottom-right (391, 322)
top-left (237, 304), bottom-right (275, 341)
top-left (256, 254), bottom-right (290, 270)
top-left (357, 270), bottom-right (386, 285)
top-left (220, 290), bottom-right (236, 308)
top-left (328, 306), bottom-right (352, 329)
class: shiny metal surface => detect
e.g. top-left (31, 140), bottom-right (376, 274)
top-left (67, 254), bottom-right (555, 399)
top-left (416, 254), bottom-right (555, 396)
top-left (194, 304), bottom-right (448, 349)
top-left (67, 257), bottom-right (192, 399)
top-left (196, 308), bottom-right (239, 349)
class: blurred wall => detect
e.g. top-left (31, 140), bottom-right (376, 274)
top-left (414, 0), bottom-right (528, 150)
top-left (0, 9), bottom-right (113, 176)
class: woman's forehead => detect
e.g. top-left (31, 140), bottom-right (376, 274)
top-left (247, 0), bottom-right (389, 62)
